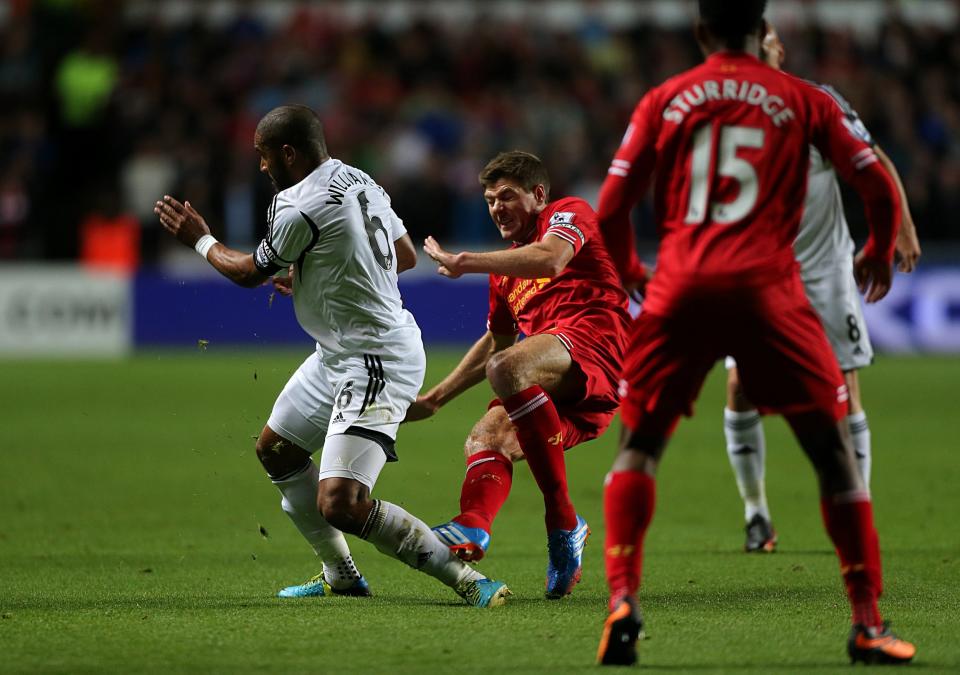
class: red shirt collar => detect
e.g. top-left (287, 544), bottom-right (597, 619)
top-left (705, 50), bottom-right (762, 65)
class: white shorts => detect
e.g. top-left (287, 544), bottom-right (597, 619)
top-left (801, 263), bottom-right (873, 371)
top-left (267, 345), bottom-right (426, 488)
top-left (726, 263), bottom-right (873, 373)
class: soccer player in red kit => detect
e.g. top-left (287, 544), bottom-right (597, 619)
top-left (595, 0), bottom-right (916, 666)
top-left (407, 151), bottom-right (631, 599)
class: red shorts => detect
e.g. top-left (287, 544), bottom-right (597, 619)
top-left (490, 320), bottom-right (626, 450)
top-left (620, 276), bottom-right (847, 437)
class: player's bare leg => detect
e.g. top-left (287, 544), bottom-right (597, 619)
top-left (843, 369), bottom-right (872, 488)
top-left (486, 333), bottom-right (590, 598)
top-left (436, 334), bottom-right (589, 592)
top-left (724, 366), bottom-right (776, 552)
top-left (597, 427), bottom-right (666, 666)
top-left (485, 332), bottom-right (583, 525)
top-left (255, 425), bottom-right (369, 597)
top-left (786, 412), bottom-right (915, 663)
top-left (316, 434), bottom-right (510, 608)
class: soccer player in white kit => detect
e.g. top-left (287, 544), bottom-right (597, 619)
top-left (724, 25), bottom-right (923, 552)
top-left (154, 105), bottom-right (510, 607)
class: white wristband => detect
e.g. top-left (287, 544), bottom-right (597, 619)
top-left (194, 234), bottom-right (218, 259)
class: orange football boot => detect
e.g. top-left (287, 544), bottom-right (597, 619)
top-left (848, 622), bottom-right (916, 665)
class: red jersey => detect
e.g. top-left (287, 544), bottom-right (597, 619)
top-left (599, 52), bottom-right (900, 315)
top-left (487, 197), bottom-right (630, 339)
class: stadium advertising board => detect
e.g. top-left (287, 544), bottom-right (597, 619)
top-left (863, 268), bottom-right (960, 353)
top-left (132, 268), bottom-right (960, 354)
top-left (0, 266), bottom-right (131, 356)
top-left (2, 265), bottom-right (959, 355)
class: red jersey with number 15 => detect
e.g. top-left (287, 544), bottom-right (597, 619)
top-left (487, 197), bottom-right (630, 343)
top-left (599, 51), bottom-right (900, 316)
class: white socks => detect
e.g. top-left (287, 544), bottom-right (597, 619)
top-left (723, 408), bottom-right (770, 523)
top-left (848, 411), bottom-right (871, 489)
top-left (273, 462), bottom-right (485, 592)
top-left (360, 499), bottom-right (482, 588)
top-left (272, 461), bottom-right (362, 590)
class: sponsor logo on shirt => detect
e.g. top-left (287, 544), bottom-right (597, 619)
top-left (506, 277), bottom-right (553, 315)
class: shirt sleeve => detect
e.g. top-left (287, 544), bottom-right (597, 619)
top-left (486, 276), bottom-right (518, 336)
top-left (388, 208), bottom-right (407, 241)
top-left (598, 93), bottom-right (659, 285)
top-left (544, 201), bottom-right (595, 256)
top-left (808, 84), bottom-right (901, 263)
top-left (254, 196), bottom-right (319, 276)
top-left (816, 84), bottom-right (875, 147)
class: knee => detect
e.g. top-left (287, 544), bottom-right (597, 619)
top-left (726, 370), bottom-right (752, 412)
top-left (617, 426), bottom-right (667, 474)
top-left (611, 447), bottom-right (660, 475)
top-left (464, 408), bottom-right (521, 461)
top-left (317, 487), bottom-right (352, 526)
top-left (486, 350), bottom-right (526, 397)
top-left (255, 434), bottom-right (284, 463)
top-left (317, 480), bottom-right (368, 532)
top-left (255, 427), bottom-right (310, 479)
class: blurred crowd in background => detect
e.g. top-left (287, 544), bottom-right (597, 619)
top-left (1, 0), bottom-right (958, 269)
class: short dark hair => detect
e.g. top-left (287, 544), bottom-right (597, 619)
top-left (255, 105), bottom-right (328, 164)
top-left (479, 151), bottom-right (550, 197)
top-left (698, 0), bottom-right (767, 50)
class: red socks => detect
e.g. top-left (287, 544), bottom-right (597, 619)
top-left (453, 450), bottom-right (514, 532)
top-left (604, 470), bottom-right (656, 609)
top-left (820, 492), bottom-right (884, 629)
top-left (503, 385), bottom-right (577, 531)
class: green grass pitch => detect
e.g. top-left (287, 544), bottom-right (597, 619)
top-left (1, 350), bottom-right (958, 673)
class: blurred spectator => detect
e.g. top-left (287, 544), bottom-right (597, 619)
top-left (0, 166), bottom-right (30, 258)
top-left (120, 137), bottom-right (176, 259)
top-left (2, 1), bottom-right (958, 264)
top-left (79, 184), bottom-right (140, 275)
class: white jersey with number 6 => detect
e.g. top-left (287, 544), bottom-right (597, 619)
top-left (253, 158), bottom-right (420, 365)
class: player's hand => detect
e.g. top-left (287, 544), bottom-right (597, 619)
top-left (154, 196), bottom-right (210, 248)
top-left (894, 222), bottom-right (921, 273)
top-left (853, 250), bottom-right (893, 303)
top-left (403, 395), bottom-right (440, 422)
top-left (424, 236), bottom-right (464, 279)
top-left (272, 270), bottom-right (294, 296)
top-left (625, 266), bottom-right (651, 303)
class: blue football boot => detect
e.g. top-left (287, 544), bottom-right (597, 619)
top-left (454, 577), bottom-right (512, 608)
top-left (277, 573), bottom-right (371, 598)
top-left (432, 521), bottom-right (491, 562)
top-left (545, 514), bottom-right (590, 599)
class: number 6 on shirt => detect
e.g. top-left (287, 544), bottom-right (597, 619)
top-left (684, 125), bottom-right (765, 225)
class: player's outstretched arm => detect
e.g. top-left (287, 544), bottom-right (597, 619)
top-left (404, 331), bottom-right (517, 422)
top-left (598, 93), bottom-right (658, 289)
top-left (423, 236), bottom-right (574, 280)
top-left (875, 146), bottom-right (921, 273)
top-left (155, 195), bottom-right (269, 288)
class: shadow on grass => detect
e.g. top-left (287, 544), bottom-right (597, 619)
top-left (3, 593), bottom-right (590, 612)
top-left (639, 583), bottom-right (836, 608)
top-left (627, 661), bottom-right (938, 671)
